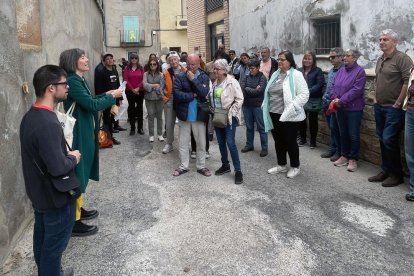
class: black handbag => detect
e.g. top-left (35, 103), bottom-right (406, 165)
top-left (197, 101), bottom-right (212, 122)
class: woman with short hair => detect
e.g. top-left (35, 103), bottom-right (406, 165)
top-left (263, 50), bottom-right (309, 179)
top-left (330, 49), bottom-right (366, 172)
top-left (60, 48), bottom-right (122, 236)
top-left (210, 59), bottom-right (244, 184)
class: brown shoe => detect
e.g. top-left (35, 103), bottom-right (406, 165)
top-left (368, 171), bottom-right (389, 182)
top-left (381, 175), bottom-right (404, 187)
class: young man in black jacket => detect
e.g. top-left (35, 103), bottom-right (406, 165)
top-left (20, 65), bottom-right (81, 276)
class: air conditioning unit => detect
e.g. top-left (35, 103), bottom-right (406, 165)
top-left (176, 19), bottom-right (187, 29)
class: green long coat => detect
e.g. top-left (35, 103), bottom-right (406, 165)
top-left (64, 73), bottom-right (115, 193)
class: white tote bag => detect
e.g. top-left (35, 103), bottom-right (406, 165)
top-left (56, 102), bottom-right (76, 148)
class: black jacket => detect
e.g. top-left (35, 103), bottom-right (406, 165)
top-left (298, 66), bottom-right (325, 98)
top-left (240, 72), bottom-right (267, 107)
top-left (20, 107), bottom-right (80, 210)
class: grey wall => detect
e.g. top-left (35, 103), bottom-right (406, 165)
top-left (0, 0), bottom-right (104, 265)
top-left (229, 0), bottom-right (414, 70)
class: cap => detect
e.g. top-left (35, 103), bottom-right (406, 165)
top-left (102, 52), bottom-right (113, 60)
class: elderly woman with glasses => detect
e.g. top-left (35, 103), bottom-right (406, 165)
top-left (210, 59), bottom-right (244, 184)
top-left (330, 49), bottom-right (366, 172)
top-left (143, 58), bottom-right (165, 142)
top-left (124, 53), bottom-right (145, 135)
top-left (262, 50), bottom-right (309, 179)
top-left (59, 48), bottom-right (123, 236)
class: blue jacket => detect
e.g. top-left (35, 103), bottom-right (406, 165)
top-left (322, 64), bottom-right (344, 110)
top-left (330, 63), bottom-right (366, 111)
top-left (298, 66), bottom-right (325, 98)
top-left (173, 70), bottom-right (210, 121)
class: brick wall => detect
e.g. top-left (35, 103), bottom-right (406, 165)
top-left (187, 0), bottom-right (208, 59)
top-left (223, 0), bottom-right (230, 53)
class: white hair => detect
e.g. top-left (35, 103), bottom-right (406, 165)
top-left (213, 59), bottom-right (230, 74)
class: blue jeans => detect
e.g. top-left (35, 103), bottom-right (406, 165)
top-left (215, 117), bottom-right (241, 171)
top-left (34, 202), bottom-right (76, 276)
top-left (405, 110), bottom-right (414, 192)
top-left (336, 110), bottom-right (362, 160)
top-left (325, 113), bottom-right (341, 155)
top-left (242, 106), bottom-right (268, 150)
top-left (374, 104), bottom-right (405, 177)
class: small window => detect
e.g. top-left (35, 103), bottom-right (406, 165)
top-left (169, 47), bottom-right (181, 53)
top-left (123, 16), bottom-right (140, 42)
top-left (313, 16), bottom-right (341, 55)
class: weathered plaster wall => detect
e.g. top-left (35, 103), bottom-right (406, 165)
top-left (229, 0), bottom-right (414, 166)
top-left (104, 0), bottom-right (160, 64)
top-left (229, 0), bottom-right (414, 69)
top-left (0, 0), bottom-right (104, 265)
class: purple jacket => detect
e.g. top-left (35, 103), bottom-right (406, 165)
top-left (330, 63), bottom-right (366, 111)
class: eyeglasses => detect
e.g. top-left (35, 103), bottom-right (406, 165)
top-left (329, 56), bottom-right (339, 59)
top-left (130, 57), bottom-right (138, 60)
top-left (213, 67), bottom-right (223, 71)
top-left (150, 63), bottom-right (157, 66)
top-left (277, 58), bottom-right (287, 62)
top-left (51, 82), bottom-right (69, 88)
top-left (249, 67), bottom-right (258, 70)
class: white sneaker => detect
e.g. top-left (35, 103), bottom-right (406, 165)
top-left (162, 143), bottom-right (173, 154)
top-left (149, 136), bottom-right (154, 143)
top-left (287, 167), bottom-right (300, 178)
top-left (267, 165), bottom-right (287, 174)
top-left (190, 151), bottom-right (196, 159)
top-left (206, 151), bottom-right (210, 159)
top-left (158, 135), bottom-right (164, 142)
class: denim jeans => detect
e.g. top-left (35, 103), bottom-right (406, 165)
top-left (34, 202), bottom-right (76, 276)
top-left (336, 110), bottom-right (363, 160)
top-left (374, 104), bottom-right (405, 177)
top-left (242, 106), bottom-right (268, 150)
top-left (405, 110), bottom-right (414, 192)
top-left (325, 113), bottom-right (341, 156)
top-left (215, 117), bottom-right (241, 171)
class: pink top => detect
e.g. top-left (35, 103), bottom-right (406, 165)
top-left (260, 59), bottom-right (271, 80)
top-left (124, 67), bottom-right (145, 91)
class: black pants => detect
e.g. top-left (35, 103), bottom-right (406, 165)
top-left (270, 112), bottom-right (300, 168)
top-left (102, 107), bottom-right (114, 133)
top-left (126, 90), bottom-right (144, 131)
top-left (191, 121), bottom-right (209, 152)
top-left (299, 111), bottom-right (318, 144)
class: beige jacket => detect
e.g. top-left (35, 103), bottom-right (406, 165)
top-left (212, 75), bottom-right (244, 125)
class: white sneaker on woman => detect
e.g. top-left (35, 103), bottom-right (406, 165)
top-left (158, 135), bottom-right (164, 142)
top-left (287, 167), bottom-right (300, 178)
top-left (149, 136), bottom-right (154, 143)
top-left (267, 165), bottom-right (287, 174)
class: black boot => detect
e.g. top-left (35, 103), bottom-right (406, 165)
top-left (72, 221), bottom-right (98, 237)
top-left (80, 207), bottom-right (99, 220)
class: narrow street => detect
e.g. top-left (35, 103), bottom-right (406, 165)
top-left (3, 118), bottom-right (414, 275)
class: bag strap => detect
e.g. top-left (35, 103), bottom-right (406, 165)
top-left (67, 102), bottom-right (76, 115)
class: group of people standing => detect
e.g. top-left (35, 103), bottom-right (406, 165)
top-left (18, 28), bottom-right (414, 275)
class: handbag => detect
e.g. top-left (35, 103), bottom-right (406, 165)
top-left (56, 102), bottom-right (76, 148)
top-left (304, 97), bottom-right (322, 112)
top-left (197, 101), bottom-right (212, 123)
top-left (212, 108), bottom-right (229, 128)
top-left (98, 127), bottom-right (113, 149)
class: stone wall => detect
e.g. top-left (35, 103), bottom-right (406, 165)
top-left (0, 0), bottom-right (104, 265)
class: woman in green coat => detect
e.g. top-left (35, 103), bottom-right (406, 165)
top-left (59, 48), bottom-right (122, 236)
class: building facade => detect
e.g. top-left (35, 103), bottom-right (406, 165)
top-left (187, 0), bottom-right (230, 61)
top-left (103, 0), bottom-right (160, 67)
top-left (159, 0), bottom-right (188, 59)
